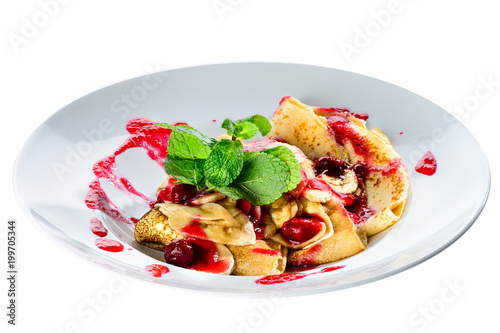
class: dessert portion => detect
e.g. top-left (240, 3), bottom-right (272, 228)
top-left (133, 97), bottom-right (409, 275)
top-left (270, 97), bottom-right (409, 237)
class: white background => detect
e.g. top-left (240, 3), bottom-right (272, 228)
top-left (1, 0), bottom-right (498, 332)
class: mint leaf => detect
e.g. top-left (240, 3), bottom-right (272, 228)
top-left (168, 131), bottom-right (212, 160)
top-left (237, 115), bottom-right (272, 136)
top-left (221, 115), bottom-right (272, 139)
top-left (156, 123), bottom-right (216, 152)
top-left (262, 146), bottom-right (301, 192)
top-left (219, 151), bottom-right (289, 205)
top-left (214, 185), bottom-right (245, 200)
top-left (164, 157), bottom-right (205, 186)
top-left (221, 119), bottom-right (236, 136)
top-left (233, 122), bottom-right (259, 140)
top-left (156, 123), bottom-right (214, 160)
top-left (204, 139), bottom-right (244, 187)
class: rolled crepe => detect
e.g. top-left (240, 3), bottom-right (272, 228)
top-left (134, 207), bottom-right (184, 251)
top-left (227, 240), bottom-right (288, 276)
top-left (287, 197), bottom-right (367, 266)
top-left (269, 97), bottom-right (409, 236)
top-left (156, 202), bottom-right (256, 246)
top-left (270, 198), bottom-right (334, 250)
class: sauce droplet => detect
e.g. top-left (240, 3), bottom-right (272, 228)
top-left (415, 151), bottom-right (437, 176)
top-left (145, 264), bottom-right (170, 277)
top-left (95, 239), bottom-right (124, 252)
top-left (90, 217), bottom-right (108, 237)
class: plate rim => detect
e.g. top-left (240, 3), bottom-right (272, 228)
top-left (13, 61), bottom-right (492, 296)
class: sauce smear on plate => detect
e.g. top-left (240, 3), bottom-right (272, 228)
top-left (90, 217), bottom-right (108, 237)
top-left (95, 239), bottom-right (124, 252)
top-left (85, 118), bottom-right (172, 224)
top-left (415, 151), bottom-right (437, 176)
top-left (255, 265), bottom-right (344, 285)
top-left (145, 264), bottom-right (170, 277)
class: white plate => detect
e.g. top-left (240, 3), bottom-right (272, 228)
top-left (14, 63), bottom-right (490, 296)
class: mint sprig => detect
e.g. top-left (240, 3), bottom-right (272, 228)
top-left (215, 151), bottom-right (290, 205)
top-left (156, 115), bottom-right (301, 206)
top-left (221, 115), bottom-right (272, 140)
top-left (261, 146), bottom-right (302, 192)
top-left (204, 139), bottom-right (243, 187)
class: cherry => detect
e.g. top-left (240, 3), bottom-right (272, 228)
top-left (351, 162), bottom-right (369, 180)
top-left (336, 192), bottom-right (356, 207)
top-left (282, 217), bottom-right (323, 243)
top-left (154, 178), bottom-right (179, 205)
top-left (164, 239), bottom-right (195, 268)
top-left (249, 205), bottom-right (261, 226)
top-left (237, 200), bottom-right (266, 239)
top-left (170, 184), bottom-right (197, 204)
top-left (237, 199), bottom-right (252, 215)
top-left (313, 156), bottom-right (347, 178)
top-left (289, 169), bottom-right (308, 198)
top-left (157, 186), bottom-right (171, 202)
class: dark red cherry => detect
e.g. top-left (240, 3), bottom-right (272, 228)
top-left (170, 184), bottom-right (197, 204)
top-left (313, 156), bottom-right (347, 178)
top-left (282, 217), bottom-right (323, 243)
top-left (351, 162), bottom-right (369, 180)
top-left (237, 199), bottom-right (252, 215)
top-left (164, 239), bottom-right (195, 268)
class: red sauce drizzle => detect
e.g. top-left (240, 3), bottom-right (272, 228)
top-left (93, 156), bottom-right (154, 205)
top-left (145, 264), bottom-right (170, 277)
top-left (361, 158), bottom-right (403, 177)
top-left (255, 265), bottom-right (345, 285)
top-left (90, 217), bottom-right (108, 237)
top-left (251, 248), bottom-right (282, 256)
top-left (288, 243), bottom-right (323, 268)
top-left (279, 96), bottom-right (292, 106)
top-left (352, 112), bottom-right (369, 121)
top-left (188, 238), bottom-right (231, 274)
top-left (415, 151), bottom-right (437, 176)
top-left (379, 158), bottom-right (404, 176)
top-left (86, 117), bottom-right (172, 224)
top-left (180, 218), bottom-right (207, 239)
top-left (316, 106), bottom-right (369, 121)
top-left (95, 239), bottom-right (124, 252)
top-left (116, 117), bottom-right (172, 165)
top-left (171, 121), bottom-right (188, 127)
top-left (85, 179), bottom-right (135, 225)
top-left (327, 115), bottom-right (371, 157)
